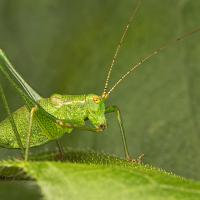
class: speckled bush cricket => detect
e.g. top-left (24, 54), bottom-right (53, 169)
top-left (0, 0), bottom-right (200, 161)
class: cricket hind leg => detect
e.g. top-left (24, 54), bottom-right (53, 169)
top-left (0, 83), bottom-right (25, 158)
top-left (105, 105), bottom-right (144, 163)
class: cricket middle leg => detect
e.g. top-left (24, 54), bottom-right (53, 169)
top-left (25, 106), bottom-right (38, 161)
top-left (105, 105), bottom-right (144, 163)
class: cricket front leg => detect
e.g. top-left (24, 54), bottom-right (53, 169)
top-left (105, 105), bottom-right (144, 163)
top-left (105, 105), bottom-right (131, 161)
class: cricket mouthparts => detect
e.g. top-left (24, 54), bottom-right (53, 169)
top-left (99, 124), bottom-right (106, 130)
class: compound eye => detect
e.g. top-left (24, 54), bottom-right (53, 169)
top-left (93, 96), bottom-right (101, 104)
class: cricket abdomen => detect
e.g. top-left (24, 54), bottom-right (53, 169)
top-left (0, 106), bottom-right (52, 148)
top-left (0, 97), bottom-right (71, 148)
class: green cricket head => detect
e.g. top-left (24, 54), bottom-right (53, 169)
top-left (86, 94), bottom-right (107, 131)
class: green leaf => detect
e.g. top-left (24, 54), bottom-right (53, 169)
top-left (1, 151), bottom-right (200, 200)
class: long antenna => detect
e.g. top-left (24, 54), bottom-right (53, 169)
top-left (107, 27), bottom-right (200, 96)
top-left (102, 0), bottom-right (141, 98)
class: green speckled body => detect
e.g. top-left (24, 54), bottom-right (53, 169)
top-left (0, 94), bottom-right (106, 148)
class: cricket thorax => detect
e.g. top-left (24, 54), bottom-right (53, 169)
top-left (41, 93), bottom-right (107, 131)
top-left (50, 94), bottom-right (86, 109)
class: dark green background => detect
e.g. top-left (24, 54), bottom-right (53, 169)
top-left (0, 0), bottom-right (200, 186)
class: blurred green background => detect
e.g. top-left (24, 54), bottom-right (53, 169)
top-left (0, 0), bottom-right (200, 186)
